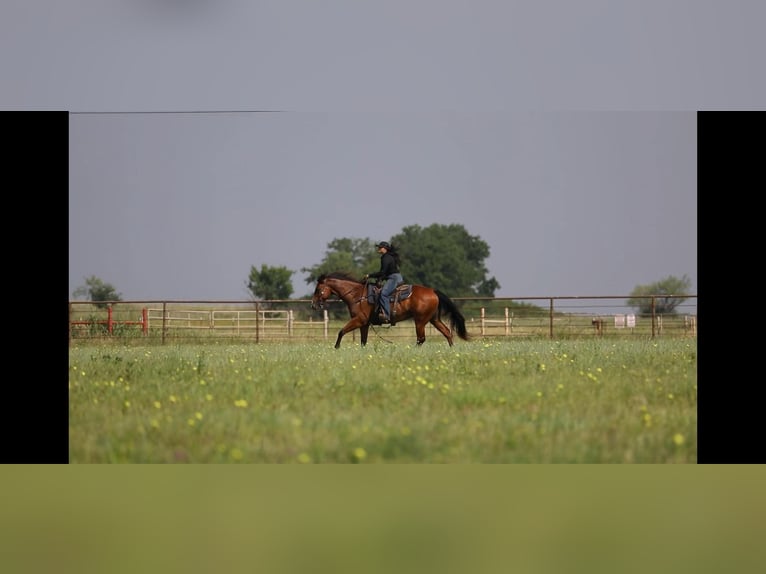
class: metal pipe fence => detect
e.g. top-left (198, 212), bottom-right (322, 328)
top-left (68, 295), bottom-right (697, 345)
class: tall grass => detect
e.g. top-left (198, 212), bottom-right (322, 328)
top-left (69, 338), bottom-right (697, 463)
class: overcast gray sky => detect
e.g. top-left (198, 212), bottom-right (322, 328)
top-left (8, 1), bottom-right (761, 309)
top-left (66, 111), bottom-right (697, 306)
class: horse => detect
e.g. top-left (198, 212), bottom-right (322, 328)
top-left (310, 272), bottom-right (470, 348)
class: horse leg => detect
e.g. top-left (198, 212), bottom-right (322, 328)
top-left (335, 317), bottom-right (367, 349)
top-left (430, 318), bottom-right (454, 347)
top-left (360, 324), bottom-right (370, 346)
top-left (414, 320), bottom-right (428, 345)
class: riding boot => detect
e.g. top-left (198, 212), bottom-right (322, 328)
top-left (378, 302), bottom-right (390, 324)
top-left (371, 303), bottom-right (386, 324)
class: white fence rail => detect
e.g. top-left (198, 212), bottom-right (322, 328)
top-left (145, 308), bottom-right (329, 340)
top-left (69, 296), bottom-right (698, 343)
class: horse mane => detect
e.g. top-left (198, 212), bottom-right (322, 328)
top-left (318, 271), bottom-right (363, 284)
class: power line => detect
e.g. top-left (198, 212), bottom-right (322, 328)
top-left (69, 110), bottom-right (286, 115)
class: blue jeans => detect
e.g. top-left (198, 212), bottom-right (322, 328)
top-left (379, 273), bottom-right (403, 318)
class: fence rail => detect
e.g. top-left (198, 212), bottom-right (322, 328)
top-left (68, 295), bottom-right (697, 345)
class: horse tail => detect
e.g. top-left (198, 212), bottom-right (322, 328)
top-left (434, 289), bottom-right (470, 341)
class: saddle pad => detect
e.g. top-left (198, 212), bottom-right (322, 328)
top-left (367, 284), bottom-right (413, 304)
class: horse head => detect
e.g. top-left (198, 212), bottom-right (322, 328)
top-left (311, 276), bottom-right (332, 310)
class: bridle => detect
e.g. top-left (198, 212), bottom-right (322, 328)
top-left (312, 283), bottom-right (332, 309)
top-left (313, 280), bottom-right (366, 309)
top-left (313, 278), bottom-right (392, 338)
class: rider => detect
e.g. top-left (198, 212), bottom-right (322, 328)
top-left (364, 241), bottom-right (403, 324)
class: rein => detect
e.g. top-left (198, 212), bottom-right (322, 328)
top-left (325, 280), bottom-right (378, 324)
top-left (327, 281), bottom-right (366, 305)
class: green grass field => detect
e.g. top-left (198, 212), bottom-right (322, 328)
top-left (69, 338), bottom-right (697, 463)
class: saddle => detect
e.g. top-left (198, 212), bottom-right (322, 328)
top-left (366, 283), bottom-right (413, 325)
top-left (366, 283), bottom-right (413, 306)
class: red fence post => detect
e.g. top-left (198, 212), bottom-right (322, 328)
top-left (142, 307), bottom-right (148, 335)
top-left (107, 305), bottom-right (113, 334)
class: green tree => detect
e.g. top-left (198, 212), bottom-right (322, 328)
top-left (72, 275), bottom-right (123, 309)
top-left (247, 264), bottom-right (294, 300)
top-left (392, 223), bottom-right (500, 297)
top-left (626, 274), bottom-right (693, 315)
top-left (302, 225), bottom-right (499, 298)
top-left (301, 238), bottom-right (379, 284)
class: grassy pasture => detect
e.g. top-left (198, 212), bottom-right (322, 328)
top-left (69, 338), bottom-right (697, 463)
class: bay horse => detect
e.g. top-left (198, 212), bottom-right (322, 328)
top-left (310, 272), bottom-right (470, 348)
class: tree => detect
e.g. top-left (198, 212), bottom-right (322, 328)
top-left (302, 224), bottom-right (500, 298)
top-left (626, 274), bottom-right (693, 315)
top-left (392, 223), bottom-right (500, 297)
top-left (72, 276), bottom-right (123, 309)
top-left (301, 238), bottom-right (379, 284)
top-left (247, 264), bottom-right (294, 301)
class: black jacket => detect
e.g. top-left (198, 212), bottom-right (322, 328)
top-left (369, 252), bottom-right (400, 279)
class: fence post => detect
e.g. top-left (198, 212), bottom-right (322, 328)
top-left (142, 308), bottom-right (148, 335)
top-left (161, 302), bottom-right (167, 345)
top-left (504, 307), bottom-right (509, 336)
top-left (684, 315), bottom-right (697, 336)
top-left (480, 308), bottom-right (486, 336)
top-left (549, 299), bottom-right (554, 339)
top-left (255, 302), bottom-right (260, 344)
top-left (592, 318), bottom-right (604, 336)
top-left (107, 304), bottom-right (113, 334)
